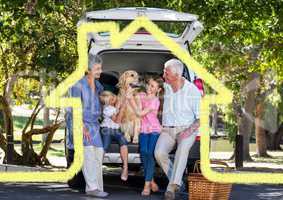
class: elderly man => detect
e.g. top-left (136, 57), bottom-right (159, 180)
top-left (155, 58), bottom-right (201, 200)
top-left (65, 54), bottom-right (108, 198)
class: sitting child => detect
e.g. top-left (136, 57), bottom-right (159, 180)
top-left (100, 90), bottom-right (129, 181)
top-left (127, 76), bottom-right (163, 196)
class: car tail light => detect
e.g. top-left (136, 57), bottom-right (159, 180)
top-left (193, 78), bottom-right (204, 96)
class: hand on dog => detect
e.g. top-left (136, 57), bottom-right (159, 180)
top-left (125, 87), bottom-right (135, 100)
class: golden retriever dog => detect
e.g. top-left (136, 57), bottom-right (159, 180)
top-left (117, 70), bottom-right (141, 143)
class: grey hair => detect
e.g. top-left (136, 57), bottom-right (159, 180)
top-left (164, 58), bottom-right (184, 76)
top-left (88, 54), bottom-right (102, 70)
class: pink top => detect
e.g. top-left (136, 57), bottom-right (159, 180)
top-left (139, 92), bottom-right (161, 134)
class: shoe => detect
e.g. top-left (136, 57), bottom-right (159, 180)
top-left (121, 167), bottom-right (128, 181)
top-left (150, 181), bottom-right (159, 192)
top-left (86, 189), bottom-right (109, 198)
top-left (141, 188), bottom-right (151, 196)
top-left (164, 190), bottom-right (175, 200)
top-left (176, 183), bottom-right (186, 193)
top-left (141, 186), bottom-right (151, 196)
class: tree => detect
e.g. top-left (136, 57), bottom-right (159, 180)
top-left (0, 0), bottom-right (282, 166)
top-left (183, 0), bottom-right (282, 159)
top-left (81, 1), bottom-right (282, 160)
top-left (0, 0), bottom-right (83, 166)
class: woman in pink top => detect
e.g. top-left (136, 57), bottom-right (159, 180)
top-left (128, 76), bottom-right (163, 196)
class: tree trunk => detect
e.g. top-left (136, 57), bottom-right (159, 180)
top-left (274, 124), bottom-right (283, 150)
top-left (42, 107), bottom-right (50, 145)
top-left (39, 128), bottom-right (57, 165)
top-left (21, 122), bottom-right (62, 166)
top-left (266, 131), bottom-right (276, 150)
top-left (255, 102), bottom-right (269, 157)
top-left (267, 123), bottom-right (283, 150)
top-left (0, 134), bottom-right (23, 164)
top-left (3, 74), bottom-right (18, 105)
top-left (21, 100), bottom-right (45, 166)
top-left (21, 133), bottom-right (41, 166)
top-left (237, 74), bottom-right (258, 161)
top-left (211, 105), bottom-right (218, 135)
top-left (0, 95), bottom-right (15, 164)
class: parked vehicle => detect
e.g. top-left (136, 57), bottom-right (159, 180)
top-left (70, 7), bottom-right (203, 171)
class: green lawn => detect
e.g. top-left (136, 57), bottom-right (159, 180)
top-left (11, 115), bottom-right (66, 159)
top-left (14, 143), bottom-right (66, 158)
top-left (13, 115), bottom-right (44, 130)
top-left (33, 144), bottom-right (65, 157)
top-left (10, 115), bottom-right (264, 158)
top-left (12, 115), bottom-right (65, 142)
top-left (211, 138), bottom-right (257, 152)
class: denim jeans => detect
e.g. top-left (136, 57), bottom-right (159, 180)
top-left (139, 132), bottom-right (160, 181)
top-left (101, 127), bottom-right (128, 152)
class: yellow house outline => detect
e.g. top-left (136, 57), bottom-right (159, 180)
top-left (0, 16), bottom-right (278, 184)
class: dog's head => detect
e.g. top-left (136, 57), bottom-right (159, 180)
top-left (118, 70), bottom-right (139, 90)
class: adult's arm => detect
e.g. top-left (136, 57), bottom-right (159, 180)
top-left (128, 94), bottom-right (159, 117)
top-left (177, 84), bottom-right (201, 143)
top-left (177, 119), bottom-right (200, 143)
top-left (69, 81), bottom-right (91, 142)
top-left (112, 96), bottom-right (127, 123)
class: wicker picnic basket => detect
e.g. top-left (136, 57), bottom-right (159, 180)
top-left (188, 160), bottom-right (232, 200)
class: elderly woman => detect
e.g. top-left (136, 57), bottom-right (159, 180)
top-left (65, 54), bottom-right (108, 198)
top-left (154, 59), bottom-right (201, 200)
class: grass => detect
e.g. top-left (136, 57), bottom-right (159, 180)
top-left (211, 137), bottom-right (257, 152)
top-left (12, 115), bottom-right (65, 142)
top-left (10, 114), bottom-right (283, 166)
top-left (15, 143), bottom-right (66, 158)
top-left (13, 115), bottom-right (44, 130)
top-left (33, 144), bottom-right (65, 157)
top-left (252, 155), bottom-right (283, 164)
top-left (211, 138), bottom-right (283, 171)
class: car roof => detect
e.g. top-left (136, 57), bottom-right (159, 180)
top-left (86, 7), bottom-right (198, 22)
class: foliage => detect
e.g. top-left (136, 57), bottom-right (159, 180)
top-left (0, 0), bottom-right (82, 100)
top-left (223, 105), bottom-right (238, 143)
top-left (13, 78), bottom-right (40, 105)
top-left (0, 0), bottom-right (282, 155)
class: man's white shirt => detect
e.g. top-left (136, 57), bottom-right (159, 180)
top-left (162, 80), bottom-right (201, 134)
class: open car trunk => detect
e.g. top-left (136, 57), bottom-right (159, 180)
top-left (97, 49), bottom-right (200, 163)
top-left (82, 7), bottom-right (203, 47)
top-left (98, 49), bottom-right (196, 85)
top-left (99, 49), bottom-right (173, 74)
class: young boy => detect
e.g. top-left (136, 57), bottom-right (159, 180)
top-left (100, 90), bottom-right (129, 181)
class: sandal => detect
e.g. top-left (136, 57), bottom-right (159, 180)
top-left (141, 186), bottom-right (151, 196)
top-left (121, 167), bottom-right (128, 181)
top-left (151, 181), bottom-right (159, 192)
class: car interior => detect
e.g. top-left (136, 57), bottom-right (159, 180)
top-left (97, 50), bottom-right (199, 159)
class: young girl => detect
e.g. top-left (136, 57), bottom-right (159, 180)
top-left (128, 76), bottom-right (163, 196)
top-left (100, 90), bottom-right (129, 181)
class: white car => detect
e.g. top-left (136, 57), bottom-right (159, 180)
top-left (78, 7), bottom-right (203, 166)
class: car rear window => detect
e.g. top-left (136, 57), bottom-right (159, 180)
top-left (90, 19), bottom-right (189, 38)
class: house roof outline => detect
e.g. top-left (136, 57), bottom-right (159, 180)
top-left (4, 16), bottom-right (272, 184)
top-left (44, 16), bottom-right (233, 183)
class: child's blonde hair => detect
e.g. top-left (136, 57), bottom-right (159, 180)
top-left (100, 91), bottom-right (116, 105)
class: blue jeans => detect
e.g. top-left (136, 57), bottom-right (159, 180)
top-left (101, 127), bottom-right (128, 152)
top-left (139, 132), bottom-right (160, 182)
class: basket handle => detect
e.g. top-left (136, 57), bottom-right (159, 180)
top-left (193, 160), bottom-right (231, 173)
top-left (193, 160), bottom-right (201, 173)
